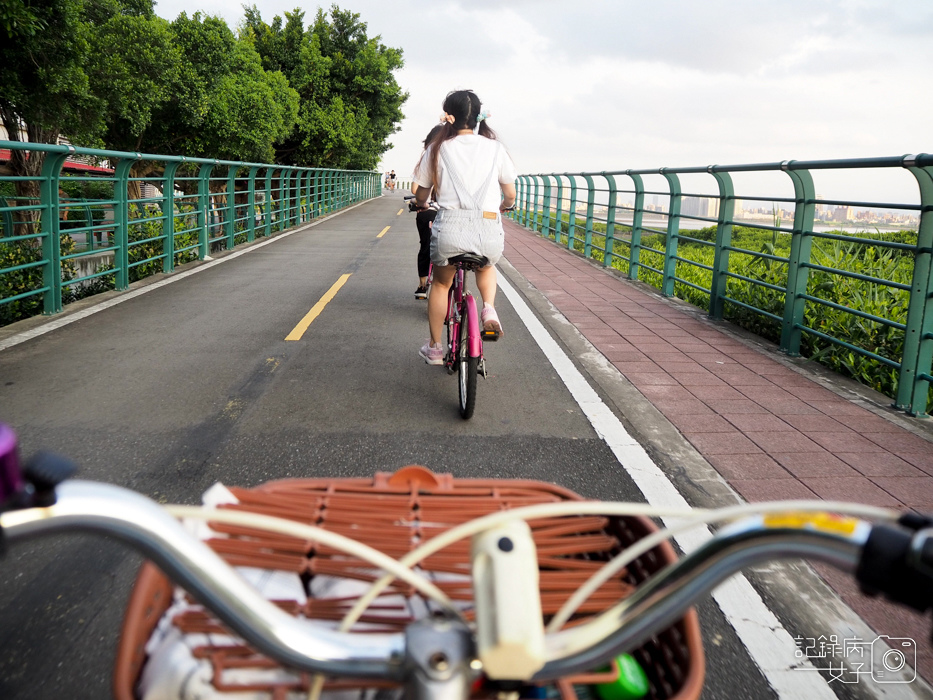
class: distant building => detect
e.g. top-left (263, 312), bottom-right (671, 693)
top-left (681, 196), bottom-right (719, 220)
top-left (832, 206), bottom-right (855, 222)
top-left (0, 124), bottom-right (113, 176)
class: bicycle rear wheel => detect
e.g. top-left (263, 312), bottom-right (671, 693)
top-left (458, 300), bottom-right (478, 419)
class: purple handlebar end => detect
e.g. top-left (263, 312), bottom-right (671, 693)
top-left (0, 424), bottom-right (24, 502)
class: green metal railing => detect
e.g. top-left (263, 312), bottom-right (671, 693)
top-left (1, 141), bottom-right (380, 326)
top-left (510, 156), bottom-right (933, 417)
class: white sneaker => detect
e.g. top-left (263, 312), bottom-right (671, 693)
top-left (419, 341), bottom-right (444, 365)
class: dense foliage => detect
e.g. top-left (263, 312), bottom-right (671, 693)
top-left (242, 5), bottom-right (408, 169)
top-left (0, 2), bottom-right (403, 167)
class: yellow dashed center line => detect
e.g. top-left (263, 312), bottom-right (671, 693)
top-left (285, 273), bottom-right (352, 341)
top-left (397, 208), bottom-right (403, 215)
top-left (377, 226), bottom-right (391, 238)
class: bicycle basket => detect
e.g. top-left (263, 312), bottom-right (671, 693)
top-left (114, 465), bottom-right (704, 700)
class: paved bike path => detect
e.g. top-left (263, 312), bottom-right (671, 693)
top-left (499, 215), bottom-right (933, 688)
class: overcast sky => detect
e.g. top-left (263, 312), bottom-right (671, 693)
top-left (153, 0), bottom-right (933, 204)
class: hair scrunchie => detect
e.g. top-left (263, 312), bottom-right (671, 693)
top-left (474, 110), bottom-right (490, 134)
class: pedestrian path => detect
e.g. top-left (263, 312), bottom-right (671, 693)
top-left (500, 215), bottom-right (933, 684)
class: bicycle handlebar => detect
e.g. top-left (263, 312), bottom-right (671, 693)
top-left (3, 467), bottom-right (933, 690)
top-left (538, 515), bottom-right (870, 679)
top-left (0, 480), bottom-right (405, 679)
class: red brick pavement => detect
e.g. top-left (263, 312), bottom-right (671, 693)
top-left (501, 218), bottom-right (933, 681)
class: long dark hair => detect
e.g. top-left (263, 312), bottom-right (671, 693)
top-left (426, 90), bottom-right (497, 187)
top-left (414, 124), bottom-right (445, 200)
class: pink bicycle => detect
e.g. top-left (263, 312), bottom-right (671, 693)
top-left (443, 253), bottom-right (498, 419)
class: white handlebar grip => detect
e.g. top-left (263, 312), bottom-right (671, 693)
top-left (470, 520), bottom-right (546, 680)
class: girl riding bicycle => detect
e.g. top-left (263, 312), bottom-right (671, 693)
top-left (412, 89), bottom-right (517, 365)
top-left (412, 125), bottom-right (443, 300)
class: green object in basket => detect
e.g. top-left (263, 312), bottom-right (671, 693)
top-left (594, 654), bottom-right (649, 700)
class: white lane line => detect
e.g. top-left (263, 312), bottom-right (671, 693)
top-left (0, 201), bottom-right (374, 353)
top-left (496, 272), bottom-right (837, 699)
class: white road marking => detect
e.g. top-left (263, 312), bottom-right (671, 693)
top-left (496, 272), bottom-right (838, 699)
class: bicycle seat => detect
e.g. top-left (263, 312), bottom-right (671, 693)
top-left (449, 253), bottom-right (489, 270)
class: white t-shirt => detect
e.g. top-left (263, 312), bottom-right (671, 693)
top-left (413, 134), bottom-right (517, 212)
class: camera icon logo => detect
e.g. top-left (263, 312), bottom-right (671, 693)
top-left (870, 636), bottom-right (916, 683)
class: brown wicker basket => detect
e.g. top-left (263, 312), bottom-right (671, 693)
top-left (114, 466), bottom-right (704, 700)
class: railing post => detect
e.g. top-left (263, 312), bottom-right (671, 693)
top-left (294, 169), bottom-right (303, 222)
top-left (282, 169), bottom-right (291, 227)
top-left (603, 173), bottom-right (618, 269)
top-left (323, 170), bottom-right (332, 213)
top-left (708, 168), bottom-right (735, 319)
top-left (582, 173), bottom-right (596, 258)
top-left (541, 176), bottom-right (553, 239)
top-left (519, 176), bottom-right (530, 227)
top-left (660, 170), bottom-right (682, 297)
top-left (554, 176), bottom-right (565, 244)
top-left (225, 165), bottom-right (237, 249)
top-left (281, 169), bottom-right (293, 228)
top-left (898, 157), bottom-right (933, 415)
top-left (283, 169), bottom-right (290, 224)
top-left (298, 170), bottom-right (306, 221)
top-left (298, 169), bottom-right (306, 220)
top-left (567, 175), bottom-right (578, 251)
top-left (628, 172), bottom-right (645, 280)
top-left (290, 168), bottom-right (301, 221)
top-left (39, 148), bottom-right (71, 313)
top-left (524, 176), bottom-right (534, 226)
top-left (303, 170), bottom-right (313, 220)
top-left (779, 163), bottom-right (817, 355)
top-left (197, 162), bottom-right (214, 258)
top-left (246, 165), bottom-right (260, 241)
top-left (161, 160), bottom-right (181, 272)
top-left (324, 169), bottom-right (331, 212)
top-left (114, 155), bottom-right (140, 289)
top-left (277, 168), bottom-right (287, 229)
top-left (263, 167), bottom-right (274, 237)
top-left (529, 176), bottom-right (539, 232)
top-left (312, 169), bottom-right (321, 218)
top-left (329, 170), bottom-right (336, 212)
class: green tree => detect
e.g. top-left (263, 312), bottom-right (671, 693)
top-left (152, 12), bottom-right (298, 163)
top-left (87, 12), bottom-right (180, 154)
top-left (96, 12), bottom-right (299, 194)
top-left (0, 0), bottom-right (47, 38)
top-left (0, 0), bottom-right (113, 206)
top-left (1, 4), bottom-right (298, 191)
top-left (242, 4), bottom-right (407, 170)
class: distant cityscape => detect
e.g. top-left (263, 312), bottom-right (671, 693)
top-left (542, 196), bottom-right (920, 230)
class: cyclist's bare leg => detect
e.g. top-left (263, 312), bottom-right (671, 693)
top-left (475, 265), bottom-right (503, 336)
top-left (474, 265), bottom-right (497, 308)
top-left (428, 265), bottom-right (456, 344)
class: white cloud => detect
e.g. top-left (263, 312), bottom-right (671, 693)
top-left (152, 0), bottom-right (933, 203)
